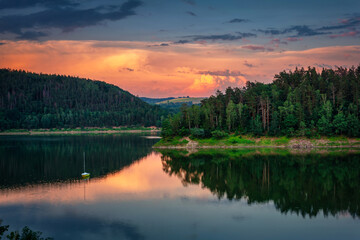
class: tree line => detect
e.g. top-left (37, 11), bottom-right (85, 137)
top-left (162, 66), bottom-right (360, 138)
top-left (0, 69), bottom-right (168, 130)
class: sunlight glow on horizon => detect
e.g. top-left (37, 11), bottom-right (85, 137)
top-left (1, 40), bottom-right (359, 97)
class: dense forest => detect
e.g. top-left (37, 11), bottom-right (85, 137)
top-left (0, 69), bottom-right (167, 130)
top-left (162, 66), bottom-right (360, 138)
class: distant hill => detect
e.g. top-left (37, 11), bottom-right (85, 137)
top-left (0, 69), bottom-right (167, 129)
top-left (156, 97), bottom-right (206, 105)
top-left (140, 97), bottom-right (175, 104)
top-left (141, 97), bottom-right (206, 113)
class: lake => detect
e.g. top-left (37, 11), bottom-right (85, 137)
top-left (0, 135), bottom-right (359, 240)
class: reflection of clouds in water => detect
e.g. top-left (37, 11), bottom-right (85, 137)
top-left (0, 204), bottom-right (144, 240)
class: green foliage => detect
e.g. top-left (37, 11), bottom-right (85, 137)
top-left (211, 130), bottom-right (228, 139)
top-left (258, 139), bottom-right (272, 145)
top-left (226, 100), bottom-right (237, 132)
top-left (196, 138), bottom-right (219, 145)
top-left (154, 137), bottom-right (188, 146)
top-left (226, 136), bottom-right (255, 145)
top-left (160, 118), bottom-right (173, 137)
top-left (0, 69), bottom-right (167, 130)
top-left (346, 114), bottom-right (360, 137)
top-left (317, 115), bottom-right (333, 135)
top-left (333, 112), bottom-right (347, 135)
top-left (190, 128), bottom-right (205, 138)
top-left (178, 127), bottom-right (190, 136)
top-left (251, 115), bottom-right (263, 136)
top-left (273, 136), bottom-right (290, 145)
top-left (160, 65), bottom-right (360, 138)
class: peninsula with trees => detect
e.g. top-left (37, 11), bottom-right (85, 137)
top-left (156, 66), bottom-right (360, 148)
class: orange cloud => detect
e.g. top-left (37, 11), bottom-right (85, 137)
top-left (0, 40), bottom-right (359, 97)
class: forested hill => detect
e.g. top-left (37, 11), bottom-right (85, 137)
top-left (162, 66), bottom-right (360, 138)
top-left (0, 69), bottom-right (167, 129)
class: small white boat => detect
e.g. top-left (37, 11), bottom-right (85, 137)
top-left (81, 172), bottom-right (90, 178)
top-left (81, 152), bottom-right (90, 179)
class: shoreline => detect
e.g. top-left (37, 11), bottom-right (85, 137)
top-left (153, 144), bottom-right (360, 149)
top-left (0, 129), bottom-right (160, 135)
top-left (153, 136), bottom-right (360, 149)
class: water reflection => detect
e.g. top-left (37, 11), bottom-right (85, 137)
top-left (159, 149), bottom-right (360, 218)
top-left (0, 136), bottom-right (359, 240)
top-left (0, 135), bottom-right (157, 188)
top-left (0, 151), bottom-right (205, 205)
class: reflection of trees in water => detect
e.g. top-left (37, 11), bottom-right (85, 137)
top-left (160, 150), bottom-right (360, 218)
top-left (0, 135), bottom-right (157, 188)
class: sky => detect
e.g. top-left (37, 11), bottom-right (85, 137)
top-left (0, 0), bottom-right (359, 97)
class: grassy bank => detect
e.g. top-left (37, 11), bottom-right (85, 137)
top-left (153, 135), bottom-right (360, 149)
top-left (0, 127), bottom-right (160, 135)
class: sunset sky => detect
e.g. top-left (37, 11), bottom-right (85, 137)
top-left (0, 0), bottom-right (359, 97)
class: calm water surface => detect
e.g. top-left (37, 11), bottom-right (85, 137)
top-left (0, 135), bottom-right (359, 240)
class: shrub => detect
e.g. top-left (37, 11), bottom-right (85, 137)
top-left (227, 136), bottom-right (255, 145)
top-left (179, 127), bottom-right (190, 136)
top-left (211, 130), bottom-right (228, 139)
top-left (227, 136), bottom-right (241, 144)
top-left (190, 128), bottom-right (205, 138)
top-left (273, 136), bottom-right (290, 145)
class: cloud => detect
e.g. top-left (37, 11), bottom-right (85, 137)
top-left (174, 39), bottom-right (191, 44)
top-left (147, 43), bottom-right (170, 47)
top-left (187, 70), bottom-right (247, 94)
top-left (270, 38), bottom-right (287, 45)
top-left (0, 0), bottom-right (143, 40)
top-left (258, 25), bottom-right (329, 37)
top-left (0, 0), bottom-right (78, 9)
top-left (186, 11), bottom-right (197, 17)
top-left (314, 63), bottom-right (333, 69)
top-left (242, 45), bottom-right (274, 51)
top-left (258, 15), bottom-right (360, 39)
top-left (177, 32), bottom-right (256, 43)
top-left (121, 67), bottom-right (135, 72)
top-left (16, 30), bottom-right (49, 40)
top-left (318, 15), bottom-right (360, 31)
top-left (181, 0), bottom-right (196, 6)
top-left (286, 37), bottom-right (303, 42)
top-left (329, 31), bottom-right (359, 38)
top-left (226, 18), bottom-right (249, 24)
top-left (257, 29), bottom-right (283, 35)
top-left (243, 61), bottom-right (254, 68)
top-left (197, 69), bottom-right (245, 77)
top-left (286, 25), bottom-right (328, 37)
top-left (1, 40), bottom-right (360, 97)
top-left (288, 64), bottom-right (302, 67)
